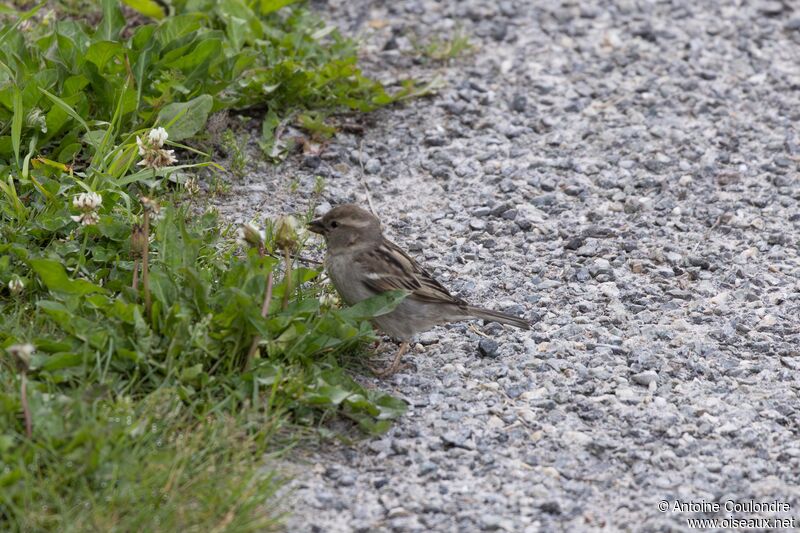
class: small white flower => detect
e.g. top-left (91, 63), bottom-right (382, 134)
top-left (8, 278), bottom-right (24, 294)
top-left (71, 212), bottom-right (100, 226)
top-left (136, 128), bottom-right (177, 169)
top-left (148, 127), bottom-right (169, 147)
top-left (136, 136), bottom-right (147, 156)
top-left (72, 192), bottom-right (102, 212)
top-left (319, 292), bottom-right (339, 308)
top-left (184, 177), bottom-right (200, 195)
top-left (26, 108), bottom-right (47, 134)
top-left (85, 192), bottom-right (102, 210)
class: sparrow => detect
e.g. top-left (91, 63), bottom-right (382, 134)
top-left (307, 204), bottom-right (531, 376)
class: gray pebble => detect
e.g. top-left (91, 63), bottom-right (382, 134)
top-left (632, 370), bottom-right (658, 387)
top-left (364, 158), bottom-right (381, 174)
top-left (478, 339), bottom-right (500, 358)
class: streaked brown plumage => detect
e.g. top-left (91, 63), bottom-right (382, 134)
top-left (308, 204), bottom-right (530, 375)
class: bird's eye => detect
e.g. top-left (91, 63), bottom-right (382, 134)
top-left (330, 221), bottom-right (339, 228)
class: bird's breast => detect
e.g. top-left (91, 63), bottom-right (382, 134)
top-left (325, 253), bottom-right (373, 305)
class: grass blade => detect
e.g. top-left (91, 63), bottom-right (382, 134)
top-left (39, 87), bottom-right (91, 134)
top-left (11, 88), bottom-right (22, 169)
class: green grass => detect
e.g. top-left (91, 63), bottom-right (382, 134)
top-left (0, 1), bottom-right (414, 530)
top-left (412, 29), bottom-right (474, 63)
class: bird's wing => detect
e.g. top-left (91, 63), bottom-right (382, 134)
top-left (355, 239), bottom-right (467, 306)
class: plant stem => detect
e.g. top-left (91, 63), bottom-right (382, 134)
top-left (142, 210), bottom-right (151, 322)
top-left (245, 271), bottom-right (274, 372)
top-left (73, 230), bottom-right (89, 279)
top-left (132, 258), bottom-right (140, 290)
top-left (21, 372), bottom-right (31, 439)
top-left (281, 249), bottom-right (291, 311)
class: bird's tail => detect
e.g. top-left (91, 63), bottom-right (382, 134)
top-left (465, 306), bottom-right (531, 330)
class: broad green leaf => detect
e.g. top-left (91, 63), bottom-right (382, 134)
top-left (41, 352), bottom-right (83, 372)
top-left (122, 0), bottom-right (166, 19)
top-left (162, 38), bottom-right (222, 71)
top-left (306, 385), bottom-right (352, 406)
top-left (36, 300), bottom-right (74, 330)
top-left (337, 290), bottom-right (409, 321)
top-left (156, 94), bottom-right (213, 141)
top-left (374, 394), bottom-right (408, 419)
top-left (98, 0), bottom-right (125, 41)
top-left (258, 0), bottom-right (299, 15)
top-left (154, 14), bottom-right (204, 46)
top-left (30, 258), bottom-right (105, 296)
top-left (85, 41), bottom-right (124, 69)
top-left (180, 364), bottom-right (204, 383)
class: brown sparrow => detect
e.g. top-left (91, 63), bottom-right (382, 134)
top-left (307, 204), bottom-right (530, 376)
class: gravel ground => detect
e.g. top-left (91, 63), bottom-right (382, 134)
top-left (211, 1), bottom-right (800, 530)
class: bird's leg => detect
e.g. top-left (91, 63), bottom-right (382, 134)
top-left (369, 341), bottom-right (410, 378)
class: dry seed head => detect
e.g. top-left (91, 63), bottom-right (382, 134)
top-left (139, 196), bottom-right (159, 215)
top-left (6, 343), bottom-right (34, 373)
top-left (274, 215), bottom-right (303, 252)
top-left (131, 224), bottom-right (148, 258)
top-left (236, 223), bottom-right (265, 249)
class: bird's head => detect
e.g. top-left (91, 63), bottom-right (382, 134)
top-left (307, 204), bottom-right (383, 251)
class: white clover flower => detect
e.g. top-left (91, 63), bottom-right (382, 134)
top-left (137, 147), bottom-right (178, 170)
top-left (318, 292), bottom-right (339, 308)
top-left (73, 192), bottom-right (102, 211)
top-left (136, 135), bottom-right (147, 156)
top-left (236, 222), bottom-right (266, 248)
top-left (8, 278), bottom-right (24, 294)
top-left (71, 212), bottom-right (100, 226)
top-left (184, 177), bottom-right (200, 195)
top-left (136, 128), bottom-right (177, 170)
top-left (148, 127), bottom-right (169, 147)
top-left (26, 108), bottom-right (47, 133)
top-left (71, 192), bottom-right (102, 226)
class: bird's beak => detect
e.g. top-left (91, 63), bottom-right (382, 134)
top-left (307, 218), bottom-right (325, 235)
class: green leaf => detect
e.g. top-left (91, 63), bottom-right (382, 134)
top-left (30, 259), bottom-right (105, 296)
top-left (374, 394), bottom-right (407, 419)
top-left (258, 0), bottom-right (299, 15)
top-left (39, 88), bottom-right (91, 135)
top-left (180, 364), bottom-right (203, 383)
top-left (161, 38), bottom-right (222, 71)
top-left (337, 290), bottom-right (409, 321)
top-left (11, 88), bottom-right (22, 168)
top-left (307, 384), bottom-right (352, 406)
top-left (98, 0), bottom-right (125, 41)
top-left (156, 94), bottom-right (213, 141)
top-left (85, 41), bottom-right (124, 69)
top-left (41, 352), bottom-right (83, 372)
top-left (122, 0), bottom-right (166, 19)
